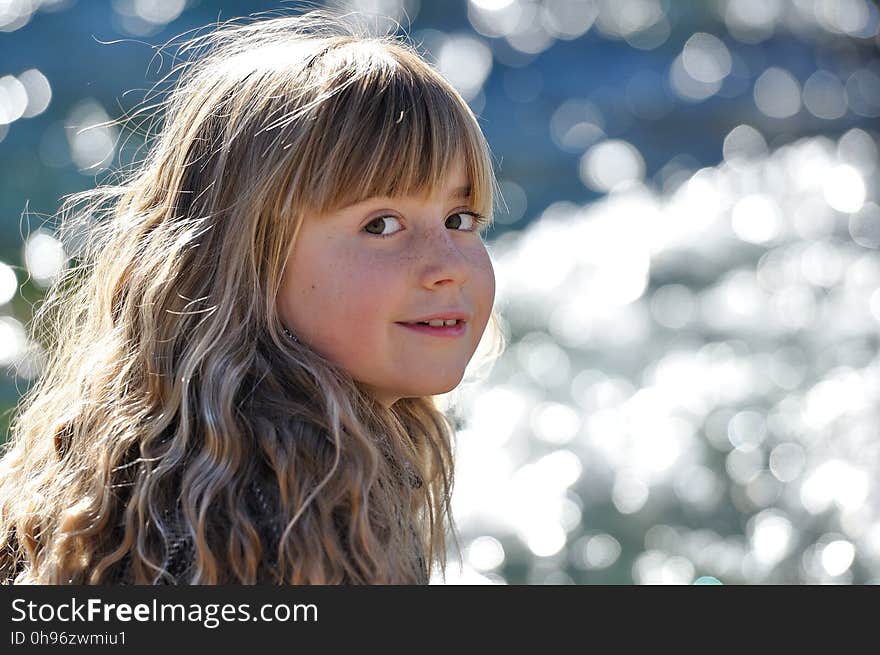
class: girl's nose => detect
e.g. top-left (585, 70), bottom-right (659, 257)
top-left (416, 227), bottom-right (471, 289)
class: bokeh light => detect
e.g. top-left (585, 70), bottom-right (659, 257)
top-left (2, 0), bottom-right (879, 587)
top-left (753, 67), bottom-right (801, 118)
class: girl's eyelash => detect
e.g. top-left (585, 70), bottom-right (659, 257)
top-left (365, 211), bottom-right (488, 238)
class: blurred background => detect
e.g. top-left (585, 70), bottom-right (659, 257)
top-left (1, 0), bottom-right (879, 584)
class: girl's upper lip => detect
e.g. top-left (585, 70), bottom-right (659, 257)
top-left (396, 311), bottom-right (469, 323)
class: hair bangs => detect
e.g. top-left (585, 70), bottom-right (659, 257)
top-left (294, 43), bottom-right (495, 221)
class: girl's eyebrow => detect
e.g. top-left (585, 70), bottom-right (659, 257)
top-left (337, 184), bottom-right (472, 212)
top-left (450, 185), bottom-right (471, 199)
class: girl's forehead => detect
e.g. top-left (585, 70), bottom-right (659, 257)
top-left (389, 164), bottom-right (471, 201)
top-left (420, 156), bottom-right (470, 193)
top-left (333, 179), bottom-right (472, 213)
top-left (340, 156), bottom-right (470, 206)
top-left (414, 162), bottom-right (470, 199)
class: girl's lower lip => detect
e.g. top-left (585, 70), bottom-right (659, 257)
top-left (396, 321), bottom-right (466, 337)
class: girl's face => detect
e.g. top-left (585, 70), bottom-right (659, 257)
top-left (278, 156), bottom-right (496, 408)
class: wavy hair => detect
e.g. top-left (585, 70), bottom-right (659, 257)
top-left (0, 8), bottom-right (504, 584)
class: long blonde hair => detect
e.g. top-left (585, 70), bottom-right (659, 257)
top-left (0, 9), bottom-right (504, 584)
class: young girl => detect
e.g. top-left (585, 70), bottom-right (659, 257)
top-left (0, 9), bottom-right (504, 584)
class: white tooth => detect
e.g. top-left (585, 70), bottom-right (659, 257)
top-left (443, 319), bottom-right (457, 326)
top-left (427, 320), bottom-right (446, 327)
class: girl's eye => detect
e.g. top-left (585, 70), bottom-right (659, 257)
top-left (447, 211), bottom-right (489, 232)
top-left (363, 211), bottom-right (488, 238)
top-left (364, 215), bottom-right (403, 237)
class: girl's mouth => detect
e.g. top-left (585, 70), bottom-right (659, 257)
top-left (395, 321), bottom-right (466, 337)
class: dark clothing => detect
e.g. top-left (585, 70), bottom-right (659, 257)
top-left (140, 477), bottom-right (285, 584)
top-left (119, 475), bottom-right (428, 585)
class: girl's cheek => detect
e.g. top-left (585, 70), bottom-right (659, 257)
top-left (479, 247), bottom-right (497, 305)
top-left (341, 251), bottom-right (393, 293)
top-left (474, 243), bottom-right (495, 282)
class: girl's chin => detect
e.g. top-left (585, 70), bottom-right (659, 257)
top-left (363, 377), bottom-right (464, 406)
